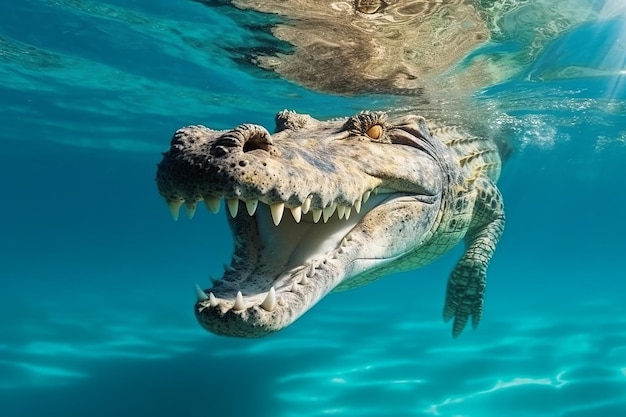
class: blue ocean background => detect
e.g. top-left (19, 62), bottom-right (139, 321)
top-left (1, 1), bottom-right (625, 416)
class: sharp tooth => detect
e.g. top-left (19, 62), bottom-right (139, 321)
top-left (270, 202), bottom-right (285, 226)
top-left (227, 199), bottom-right (239, 217)
top-left (185, 202), bottom-right (197, 219)
top-left (168, 200), bottom-right (183, 221)
top-left (245, 199), bottom-right (258, 216)
top-left (373, 188), bottom-right (379, 195)
top-left (233, 291), bottom-right (245, 310)
top-left (344, 206), bottom-right (352, 220)
top-left (209, 292), bottom-right (218, 307)
top-left (362, 190), bottom-right (371, 203)
top-left (299, 274), bottom-right (309, 285)
top-left (323, 203), bottom-right (337, 222)
top-left (224, 264), bottom-right (235, 273)
top-left (204, 197), bottom-right (221, 214)
top-left (278, 297), bottom-right (286, 307)
top-left (302, 196), bottom-right (312, 214)
top-left (261, 287), bottom-right (276, 312)
top-left (307, 264), bottom-right (315, 277)
top-left (290, 206), bottom-right (302, 223)
top-left (312, 209), bottom-right (322, 223)
top-left (337, 205), bottom-right (346, 219)
top-left (354, 198), bottom-right (362, 213)
top-left (195, 283), bottom-right (209, 301)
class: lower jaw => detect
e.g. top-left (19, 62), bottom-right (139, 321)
top-left (195, 248), bottom-right (349, 338)
top-left (194, 193), bottom-right (404, 337)
top-left (194, 288), bottom-right (321, 338)
top-left (195, 304), bottom-right (281, 338)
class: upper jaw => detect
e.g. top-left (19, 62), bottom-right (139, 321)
top-left (155, 113), bottom-right (442, 221)
top-left (156, 123), bottom-right (384, 218)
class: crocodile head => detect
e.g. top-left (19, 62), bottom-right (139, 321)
top-left (156, 110), bottom-right (460, 337)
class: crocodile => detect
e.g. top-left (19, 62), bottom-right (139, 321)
top-left (156, 109), bottom-right (505, 338)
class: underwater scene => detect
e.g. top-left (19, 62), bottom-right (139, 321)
top-left (1, 0), bottom-right (625, 416)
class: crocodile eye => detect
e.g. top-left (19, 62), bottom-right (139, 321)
top-left (366, 124), bottom-right (383, 140)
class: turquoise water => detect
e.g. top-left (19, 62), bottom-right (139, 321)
top-left (1, 1), bottom-right (626, 416)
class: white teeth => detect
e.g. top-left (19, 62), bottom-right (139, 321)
top-left (227, 199), bottom-right (239, 217)
top-left (195, 283), bottom-right (209, 301)
top-left (224, 264), bottom-right (235, 273)
top-left (185, 202), bottom-right (197, 219)
top-left (233, 291), bottom-right (245, 310)
top-left (363, 190), bottom-right (371, 203)
top-left (204, 197), bottom-right (221, 214)
top-left (299, 274), bottom-right (309, 285)
top-left (302, 196), bottom-right (312, 214)
top-left (261, 287), bottom-right (276, 312)
top-left (373, 187), bottom-right (379, 195)
top-left (168, 200), bottom-right (183, 221)
top-left (290, 206), bottom-right (302, 223)
top-left (337, 205), bottom-right (346, 219)
top-left (344, 206), bottom-right (352, 220)
top-left (270, 202), bottom-right (285, 226)
top-left (323, 203), bottom-right (337, 222)
top-left (278, 297), bottom-right (286, 307)
top-left (312, 209), bottom-right (322, 223)
top-left (354, 198), bottom-right (362, 213)
top-left (209, 292), bottom-right (218, 307)
top-left (245, 199), bottom-right (258, 216)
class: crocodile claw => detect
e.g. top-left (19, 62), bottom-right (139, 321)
top-left (443, 261), bottom-right (486, 338)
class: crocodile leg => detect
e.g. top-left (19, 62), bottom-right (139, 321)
top-left (443, 176), bottom-right (505, 338)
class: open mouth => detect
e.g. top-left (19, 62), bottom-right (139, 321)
top-left (185, 187), bottom-right (410, 337)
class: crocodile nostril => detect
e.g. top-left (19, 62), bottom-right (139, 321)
top-left (210, 124), bottom-right (272, 157)
top-left (243, 131), bottom-right (273, 153)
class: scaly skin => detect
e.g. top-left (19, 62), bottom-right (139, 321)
top-left (156, 110), bottom-right (504, 338)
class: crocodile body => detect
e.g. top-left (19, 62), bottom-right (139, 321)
top-left (156, 110), bottom-right (505, 338)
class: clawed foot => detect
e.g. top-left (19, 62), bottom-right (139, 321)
top-left (443, 260), bottom-right (486, 338)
